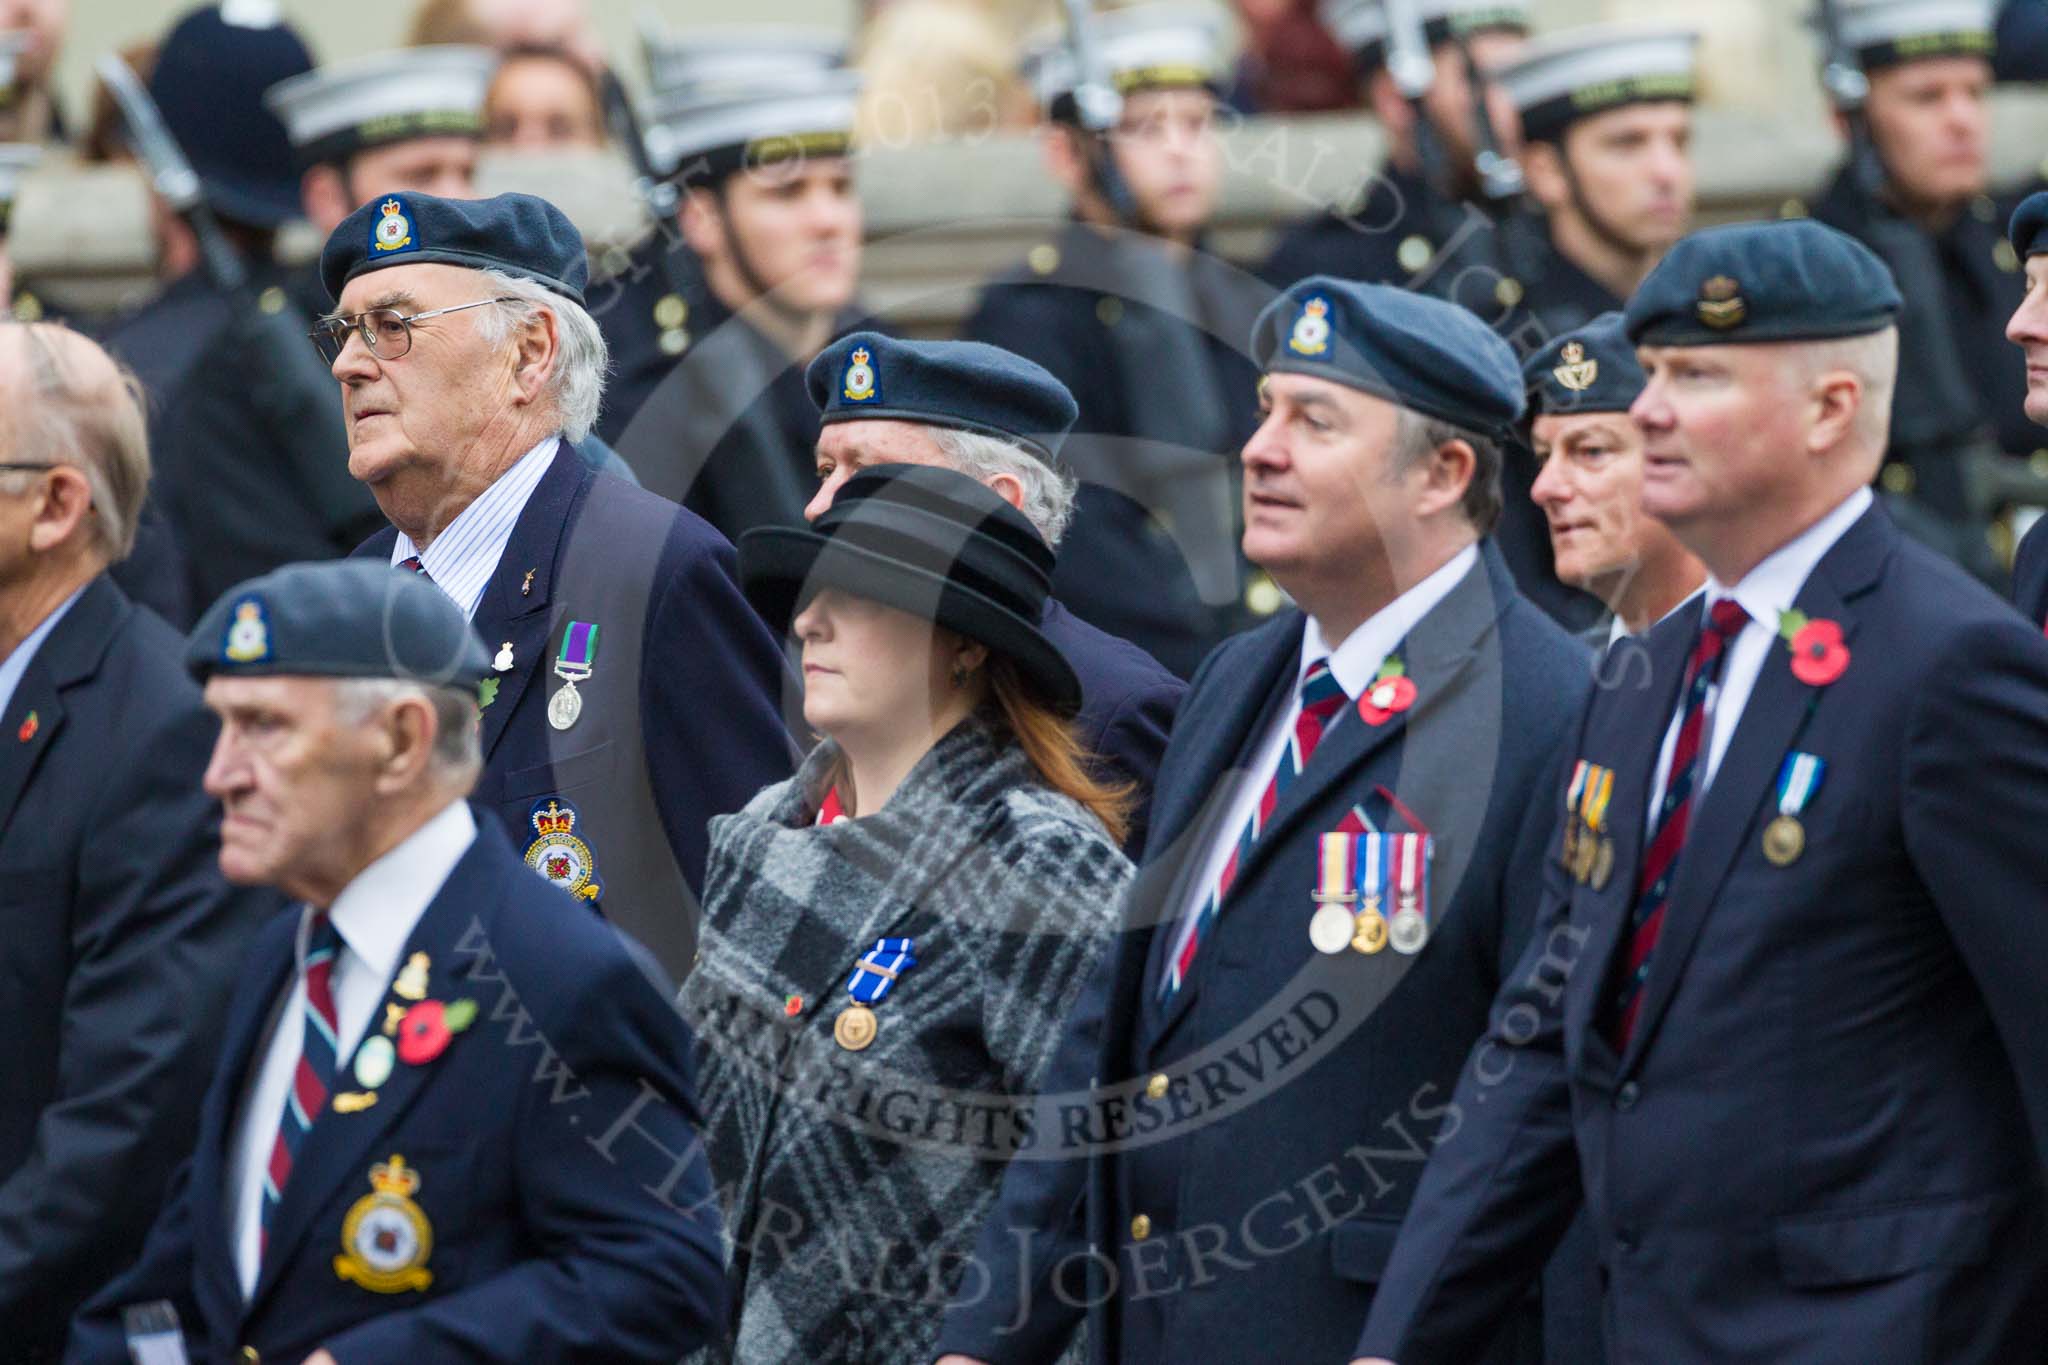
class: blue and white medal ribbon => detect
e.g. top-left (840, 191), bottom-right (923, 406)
top-left (835, 938), bottom-right (918, 1052)
top-left (1763, 752), bottom-right (1826, 866)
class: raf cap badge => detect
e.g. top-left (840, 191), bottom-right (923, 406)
top-left (841, 346), bottom-right (879, 403)
top-left (1696, 275), bottom-right (1746, 330)
top-left (334, 1155), bottom-right (435, 1293)
top-left (525, 798), bottom-right (603, 901)
top-left (371, 197), bottom-right (416, 257)
top-left (221, 596), bottom-right (271, 664)
top-left (1552, 340), bottom-right (1598, 392)
top-left (1288, 296), bottom-right (1332, 357)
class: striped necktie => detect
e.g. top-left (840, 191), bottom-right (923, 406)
top-left (1160, 659), bottom-right (1350, 1001)
top-left (1608, 597), bottom-right (1749, 1049)
top-left (260, 913), bottom-right (342, 1252)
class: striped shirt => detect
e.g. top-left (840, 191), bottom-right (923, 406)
top-left (390, 435), bottom-right (559, 619)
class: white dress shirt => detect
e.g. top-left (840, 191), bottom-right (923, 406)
top-left (0, 584), bottom-right (84, 718)
top-left (224, 799), bottom-right (477, 1297)
top-left (1645, 487), bottom-right (1871, 823)
top-left (1163, 544), bottom-right (1479, 966)
top-left (1607, 587), bottom-right (1705, 646)
top-left (390, 435), bottom-right (559, 619)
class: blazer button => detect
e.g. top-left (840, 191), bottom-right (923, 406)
top-left (1145, 1073), bottom-right (1170, 1101)
top-left (240, 1349), bottom-right (261, 1365)
top-left (1614, 1080), bottom-right (1640, 1111)
top-left (1130, 1213), bottom-right (1153, 1241)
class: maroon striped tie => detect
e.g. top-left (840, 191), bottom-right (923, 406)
top-left (1608, 598), bottom-right (1749, 1050)
top-left (260, 914), bottom-right (341, 1255)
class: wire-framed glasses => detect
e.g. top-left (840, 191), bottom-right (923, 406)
top-left (309, 297), bottom-right (517, 364)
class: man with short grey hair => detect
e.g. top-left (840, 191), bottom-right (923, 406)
top-left (319, 191), bottom-right (792, 982)
top-left (68, 559), bottom-right (726, 1365)
top-left (0, 321), bottom-right (273, 1362)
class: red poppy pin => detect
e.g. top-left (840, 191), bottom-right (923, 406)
top-left (396, 997), bottom-right (477, 1066)
top-left (1358, 657), bottom-right (1417, 726)
top-left (784, 994), bottom-right (804, 1017)
top-left (1777, 610), bottom-right (1850, 687)
top-left (16, 710), bottom-right (36, 743)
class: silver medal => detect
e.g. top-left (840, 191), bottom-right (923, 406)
top-left (1389, 909), bottom-right (1428, 955)
top-left (547, 680), bottom-right (582, 730)
top-left (1309, 903), bottom-right (1355, 955)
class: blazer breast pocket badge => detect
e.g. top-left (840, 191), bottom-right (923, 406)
top-left (334, 1155), bottom-right (435, 1293)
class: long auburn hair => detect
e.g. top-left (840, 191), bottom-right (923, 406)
top-left (983, 655), bottom-right (1133, 847)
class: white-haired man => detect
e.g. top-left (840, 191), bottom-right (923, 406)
top-left (316, 191), bottom-right (792, 982)
top-left (0, 321), bottom-right (272, 1360)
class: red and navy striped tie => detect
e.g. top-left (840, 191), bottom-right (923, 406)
top-left (397, 555), bottom-right (429, 579)
top-left (261, 913), bottom-right (342, 1252)
top-left (1608, 598), bottom-right (1749, 1049)
top-left (1160, 660), bottom-right (1350, 1001)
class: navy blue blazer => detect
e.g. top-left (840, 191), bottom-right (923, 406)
top-left (357, 443), bottom-right (795, 979)
top-left (2012, 514), bottom-right (2048, 628)
top-left (937, 541), bottom-right (1593, 1365)
top-left (0, 576), bottom-right (274, 1362)
top-left (67, 817), bottom-right (727, 1364)
top-left (1361, 505), bottom-right (2048, 1364)
top-left (1039, 598), bottom-right (1183, 858)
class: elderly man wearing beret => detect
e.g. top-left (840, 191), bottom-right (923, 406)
top-left (2003, 189), bottom-right (2048, 625)
top-left (1524, 313), bottom-right (1705, 649)
top-left (937, 278), bottom-right (1592, 1365)
top-left (315, 191), bottom-right (793, 982)
top-left (67, 560), bottom-right (726, 1365)
top-left (1356, 219), bottom-right (2048, 1365)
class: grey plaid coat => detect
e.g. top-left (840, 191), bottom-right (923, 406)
top-left (678, 718), bottom-right (1132, 1364)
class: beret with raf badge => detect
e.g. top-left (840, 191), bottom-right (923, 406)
top-left (1524, 311), bottom-right (1647, 419)
top-left (806, 332), bottom-right (1082, 463)
top-left (1252, 275), bottom-right (1527, 435)
top-left (320, 189), bottom-right (588, 307)
top-left (1623, 219), bottom-right (1902, 347)
top-left (2009, 189), bottom-right (2048, 261)
top-left (186, 559), bottom-right (491, 687)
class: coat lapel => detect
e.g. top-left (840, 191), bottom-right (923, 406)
top-left (1619, 508), bottom-right (1892, 1070)
top-left (471, 444), bottom-right (587, 762)
top-left (247, 836), bottom-right (504, 1311)
top-left (0, 577), bottom-right (125, 830)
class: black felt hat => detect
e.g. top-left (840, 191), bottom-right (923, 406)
top-left (737, 464), bottom-right (1082, 717)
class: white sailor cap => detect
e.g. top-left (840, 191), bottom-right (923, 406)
top-left (1411, 0), bottom-right (1531, 45)
top-left (1495, 22), bottom-right (1701, 143)
top-left (1824, 0), bottom-right (1995, 71)
top-left (263, 46), bottom-right (493, 168)
top-left (640, 23), bottom-right (847, 103)
top-left (645, 68), bottom-right (861, 184)
top-left (1025, 3), bottom-right (1227, 114)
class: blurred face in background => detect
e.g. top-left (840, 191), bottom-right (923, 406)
top-left (684, 157), bottom-right (863, 318)
top-left (484, 49), bottom-right (604, 152)
top-left (1862, 55), bottom-right (1991, 212)
top-left (0, 0), bottom-right (66, 86)
top-left (1108, 85), bottom-right (1224, 243)
top-left (1422, 29), bottom-right (1526, 175)
top-left (304, 138), bottom-right (480, 236)
top-left (1534, 102), bottom-right (1694, 256)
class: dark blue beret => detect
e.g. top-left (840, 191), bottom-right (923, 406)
top-left (187, 560), bottom-right (491, 688)
top-left (1623, 219), bottom-right (1901, 347)
top-left (806, 332), bottom-right (1081, 462)
top-left (1524, 312), bottom-right (1646, 419)
top-left (2010, 190), bottom-right (2048, 260)
top-left (1252, 276), bottom-right (1526, 435)
top-left (320, 191), bottom-right (588, 307)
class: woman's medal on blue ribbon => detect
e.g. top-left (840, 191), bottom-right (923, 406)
top-left (1763, 752), bottom-right (1825, 866)
top-left (835, 937), bottom-right (918, 1052)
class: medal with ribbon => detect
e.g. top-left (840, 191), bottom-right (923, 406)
top-left (1309, 833), bottom-right (1358, 955)
top-left (1562, 761), bottom-right (1590, 877)
top-left (547, 620), bottom-right (599, 732)
top-left (836, 937), bottom-right (918, 1052)
top-left (1581, 766), bottom-right (1616, 891)
top-left (1389, 832), bottom-right (1432, 954)
top-left (1763, 751), bottom-right (1826, 866)
top-left (1353, 831), bottom-right (1391, 955)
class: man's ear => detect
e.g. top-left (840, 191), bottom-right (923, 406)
top-left (509, 307), bottom-right (562, 406)
top-left (372, 692), bottom-right (440, 795)
top-left (301, 164), bottom-right (355, 235)
top-left (1040, 124), bottom-right (1090, 199)
top-left (984, 470), bottom-right (1027, 511)
top-left (1805, 368), bottom-right (1866, 455)
top-left (1520, 140), bottom-right (1569, 215)
top-left (1366, 69), bottom-right (1414, 141)
top-left (679, 186), bottom-right (726, 259)
top-left (25, 465), bottom-right (96, 554)
top-left (1417, 437), bottom-right (1477, 520)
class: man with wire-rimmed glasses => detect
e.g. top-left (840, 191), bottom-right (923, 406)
top-left (321, 189), bottom-right (793, 986)
top-left (0, 320), bottom-right (272, 1360)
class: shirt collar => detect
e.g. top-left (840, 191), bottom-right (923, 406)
top-left (1610, 585), bottom-right (1707, 645)
top-left (0, 582), bottom-right (87, 718)
top-left (391, 434), bottom-right (560, 619)
top-left (304, 799), bottom-right (477, 984)
top-left (1707, 487), bottom-right (1873, 630)
top-left (1302, 542), bottom-right (1480, 699)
